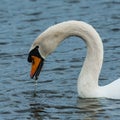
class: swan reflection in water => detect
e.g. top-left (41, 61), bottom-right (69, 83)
top-left (29, 97), bottom-right (109, 120)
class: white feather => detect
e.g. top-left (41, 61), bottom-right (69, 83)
top-left (30, 20), bottom-right (120, 99)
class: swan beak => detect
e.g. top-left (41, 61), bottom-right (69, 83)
top-left (30, 56), bottom-right (44, 80)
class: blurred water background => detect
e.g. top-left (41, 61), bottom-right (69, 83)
top-left (0, 0), bottom-right (120, 119)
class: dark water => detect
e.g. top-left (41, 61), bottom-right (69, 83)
top-left (0, 0), bottom-right (120, 119)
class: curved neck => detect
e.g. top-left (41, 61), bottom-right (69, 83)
top-left (32, 21), bottom-right (103, 86)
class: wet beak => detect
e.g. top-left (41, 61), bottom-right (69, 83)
top-left (30, 56), bottom-right (44, 80)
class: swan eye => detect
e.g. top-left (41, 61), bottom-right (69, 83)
top-left (28, 55), bottom-right (32, 63)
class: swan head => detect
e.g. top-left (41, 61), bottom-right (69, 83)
top-left (28, 46), bottom-right (44, 80)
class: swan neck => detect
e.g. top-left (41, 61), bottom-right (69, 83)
top-left (32, 21), bottom-right (103, 88)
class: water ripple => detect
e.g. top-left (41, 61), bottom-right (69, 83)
top-left (0, 0), bottom-right (120, 120)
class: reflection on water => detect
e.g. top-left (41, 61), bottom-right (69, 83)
top-left (0, 0), bottom-right (120, 119)
top-left (77, 99), bottom-right (104, 120)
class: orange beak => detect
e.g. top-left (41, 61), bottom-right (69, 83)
top-left (30, 56), bottom-right (44, 80)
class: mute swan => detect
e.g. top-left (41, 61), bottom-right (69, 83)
top-left (28, 20), bottom-right (120, 99)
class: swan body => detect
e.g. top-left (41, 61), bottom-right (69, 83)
top-left (28, 20), bottom-right (120, 99)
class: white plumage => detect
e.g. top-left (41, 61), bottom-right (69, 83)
top-left (30, 20), bottom-right (120, 99)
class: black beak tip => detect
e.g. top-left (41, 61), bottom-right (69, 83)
top-left (30, 74), bottom-right (38, 80)
top-left (35, 75), bottom-right (38, 80)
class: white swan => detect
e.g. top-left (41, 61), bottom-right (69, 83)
top-left (28, 20), bottom-right (120, 99)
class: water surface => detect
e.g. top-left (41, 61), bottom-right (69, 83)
top-left (0, 0), bottom-right (120, 119)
